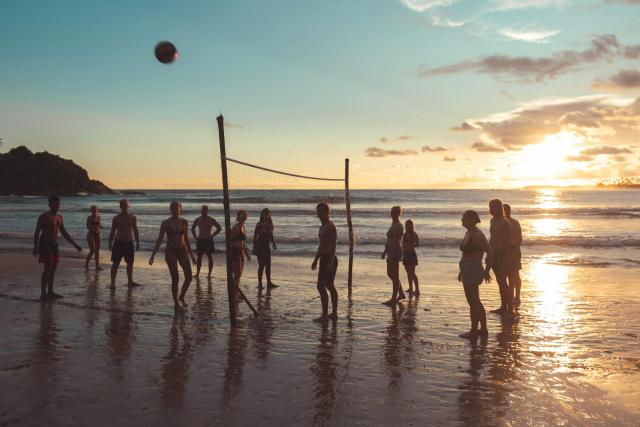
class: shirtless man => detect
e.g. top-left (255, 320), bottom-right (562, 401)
top-left (108, 199), bottom-right (140, 288)
top-left (191, 205), bottom-right (221, 278)
top-left (488, 199), bottom-right (513, 318)
top-left (504, 204), bottom-right (523, 308)
top-left (311, 203), bottom-right (338, 323)
top-left (33, 195), bottom-right (82, 300)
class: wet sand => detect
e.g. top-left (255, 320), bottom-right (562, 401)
top-left (1, 251), bottom-right (639, 426)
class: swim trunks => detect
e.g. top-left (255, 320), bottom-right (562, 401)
top-left (318, 255), bottom-right (338, 283)
top-left (111, 240), bottom-right (134, 264)
top-left (196, 238), bottom-right (215, 255)
top-left (38, 240), bottom-right (60, 265)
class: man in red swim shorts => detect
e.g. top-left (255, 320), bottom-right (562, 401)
top-left (33, 195), bottom-right (82, 300)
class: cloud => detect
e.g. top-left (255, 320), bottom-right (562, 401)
top-left (457, 95), bottom-right (640, 151)
top-left (566, 155), bottom-right (594, 161)
top-left (581, 146), bottom-right (632, 155)
top-left (489, 0), bottom-right (568, 10)
top-left (612, 154), bottom-right (627, 161)
top-left (224, 121), bottom-right (243, 129)
top-left (451, 122), bottom-right (476, 131)
top-left (605, 0), bottom-right (640, 4)
top-left (497, 27), bottom-right (560, 44)
top-left (443, 156), bottom-right (457, 161)
top-left (399, 0), bottom-right (458, 12)
top-left (380, 135), bottom-right (415, 143)
top-left (380, 137), bottom-right (390, 143)
top-left (422, 145), bottom-right (449, 152)
top-left (397, 135), bottom-right (414, 140)
top-left (419, 34), bottom-right (624, 82)
top-left (471, 141), bottom-right (506, 152)
top-left (594, 69), bottom-right (640, 89)
top-left (364, 147), bottom-right (419, 157)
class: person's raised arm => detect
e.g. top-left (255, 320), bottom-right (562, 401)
top-left (414, 232), bottom-right (420, 248)
top-left (86, 215), bottom-right (92, 231)
top-left (184, 220), bottom-right (196, 264)
top-left (33, 215), bottom-right (43, 257)
top-left (60, 217), bottom-right (81, 251)
top-left (149, 222), bottom-right (166, 265)
top-left (132, 215), bottom-right (140, 251)
top-left (108, 216), bottom-right (117, 251)
top-left (191, 218), bottom-right (198, 242)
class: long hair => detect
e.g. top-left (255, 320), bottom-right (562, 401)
top-left (259, 208), bottom-right (273, 226)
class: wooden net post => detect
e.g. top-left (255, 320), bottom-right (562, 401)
top-left (216, 114), bottom-right (237, 326)
top-left (345, 158), bottom-right (354, 288)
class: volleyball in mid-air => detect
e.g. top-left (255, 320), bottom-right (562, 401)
top-left (154, 41), bottom-right (179, 64)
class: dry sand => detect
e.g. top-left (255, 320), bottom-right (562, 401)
top-left (1, 251), bottom-right (639, 426)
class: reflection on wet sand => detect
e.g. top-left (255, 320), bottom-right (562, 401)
top-left (383, 300), bottom-right (419, 390)
top-left (457, 338), bottom-right (489, 425)
top-left (84, 270), bottom-right (101, 330)
top-left (106, 288), bottom-right (136, 367)
top-left (311, 321), bottom-right (338, 426)
top-left (193, 278), bottom-right (216, 344)
top-left (251, 288), bottom-right (274, 362)
top-left (222, 321), bottom-right (249, 410)
top-left (161, 314), bottom-right (193, 408)
top-left (486, 321), bottom-right (522, 420)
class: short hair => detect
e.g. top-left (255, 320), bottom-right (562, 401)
top-left (119, 198), bottom-right (129, 208)
top-left (489, 199), bottom-right (504, 218)
top-left (170, 200), bottom-right (182, 209)
top-left (48, 195), bottom-right (60, 204)
top-left (201, 205), bottom-right (208, 210)
top-left (90, 205), bottom-right (97, 211)
top-left (405, 219), bottom-right (413, 227)
top-left (391, 206), bottom-right (402, 218)
top-left (463, 210), bottom-right (481, 225)
top-left (316, 203), bottom-right (329, 212)
top-left (236, 209), bottom-right (248, 221)
top-left (503, 204), bottom-right (512, 215)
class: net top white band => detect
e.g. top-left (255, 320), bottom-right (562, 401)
top-left (224, 156), bottom-right (345, 182)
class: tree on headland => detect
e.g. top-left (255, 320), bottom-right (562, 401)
top-left (597, 177), bottom-right (640, 188)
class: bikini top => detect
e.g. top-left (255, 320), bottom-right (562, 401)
top-left (460, 231), bottom-right (483, 254)
top-left (166, 220), bottom-right (183, 237)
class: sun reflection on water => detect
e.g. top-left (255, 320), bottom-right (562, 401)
top-left (535, 188), bottom-right (562, 210)
top-left (529, 217), bottom-right (571, 237)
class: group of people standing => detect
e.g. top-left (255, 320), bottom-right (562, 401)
top-left (33, 196), bottom-right (522, 337)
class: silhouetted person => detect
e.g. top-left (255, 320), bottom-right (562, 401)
top-left (191, 205), bottom-right (221, 279)
top-left (488, 199), bottom-right (513, 318)
top-left (402, 219), bottom-right (420, 297)
top-left (311, 203), bottom-right (338, 322)
top-left (149, 201), bottom-right (196, 311)
top-left (33, 195), bottom-right (82, 300)
top-left (108, 199), bottom-right (140, 288)
top-left (458, 210), bottom-right (493, 339)
top-left (230, 210), bottom-right (251, 299)
top-left (85, 205), bottom-right (102, 270)
top-left (382, 206), bottom-right (406, 305)
top-left (504, 204), bottom-right (523, 308)
top-left (252, 208), bottom-right (278, 290)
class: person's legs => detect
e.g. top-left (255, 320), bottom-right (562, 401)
top-left (165, 251), bottom-right (181, 310)
top-left (196, 252), bottom-right (203, 276)
top-left (412, 266), bottom-right (420, 296)
top-left (395, 263), bottom-right (405, 300)
top-left (110, 261), bottom-right (119, 288)
top-left (85, 234), bottom-right (95, 269)
top-left (511, 271), bottom-right (522, 307)
top-left (462, 282), bottom-right (478, 333)
top-left (316, 282), bottom-right (329, 320)
top-left (94, 235), bottom-right (102, 270)
top-left (126, 262), bottom-right (135, 286)
top-left (257, 253), bottom-right (265, 289)
top-left (496, 271), bottom-right (513, 316)
top-left (384, 262), bottom-right (397, 305)
top-left (47, 263), bottom-right (60, 298)
top-left (265, 252), bottom-right (276, 287)
top-left (207, 253), bottom-right (213, 278)
top-left (177, 251), bottom-right (192, 304)
top-left (404, 264), bottom-right (414, 293)
top-left (40, 263), bottom-right (50, 300)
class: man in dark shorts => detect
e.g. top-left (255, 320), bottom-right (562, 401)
top-left (504, 204), bottom-right (523, 308)
top-left (191, 205), bottom-right (221, 278)
top-left (33, 195), bottom-right (82, 300)
top-left (108, 199), bottom-right (140, 288)
top-left (311, 203), bottom-right (338, 323)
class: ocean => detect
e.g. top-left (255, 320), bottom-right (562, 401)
top-left (1, 188), bottom-right (639, 266)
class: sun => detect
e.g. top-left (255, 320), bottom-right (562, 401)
top-left (511, 131), bottom-right (582, 187)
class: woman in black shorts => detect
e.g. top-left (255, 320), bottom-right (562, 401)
top-left (381, 206), bottom-right (406, 305)
top-left (402, 219), bottom-right (420, 296)
top-left (253, 208), bottom-right (277, 290)
top-left (231, 210), bottom-right (251, 294)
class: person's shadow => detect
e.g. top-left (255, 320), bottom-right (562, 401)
top-left (105, 287), bottom-right (136, 370)
top-left (251, 288), bottom-right (274, 363)
top-left (161, 313), bottom-right (193, 408)
top-left (457, 336), bottom-right (490, 425)
top-left (311, 320), bottom-right (339, 427)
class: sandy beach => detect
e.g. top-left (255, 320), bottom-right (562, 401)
top-left (1, 249), bottom-right (638, 426)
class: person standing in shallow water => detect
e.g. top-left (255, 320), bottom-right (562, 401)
top-left (381, 206), bottom-right (406, 305)
top-left (253, 208), bottom-right (278, 290)
top-left (402, 219), bottom-right (420, 297)
top-left (230, 210), bottom-right (251, 297)
top-left (191, 205), bottom-right (221, 279)
top-left (85, 205), bottom-right (102, 270)
top-left (108, 199), bottom-right (140, 288)
top-left (312, 203), bottom-right (338, 322)
top-left (149, 201), bottom-right (196, 311)
top-left (488, 199), bottom-right (513, 318)
top-left (458, 210), bottom-right (493, 339)
top-left (33, 195), bottom-right (82, 300)
top-left (504, 204), bottom-right (523, 308)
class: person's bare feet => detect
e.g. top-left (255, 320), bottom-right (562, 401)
top-left (329, 312), bottom-right (338, 321)
top-left (458, 330), bottom-right (477, 339)
top-left (96, 265), bottom-right (104, 271)
top-left (479, 328), bottom-right (489, 338)
top-left (267, 283), bottom-right (278, 289)
top-left (178, 296), bottom-right (187, 306)
top-left (514, 296), bottom-right (521, 308)
top-left (174, 303), bottom-right (185, 312)
top-left (414, 289), bottom-right (421, 297)
top-left (49, 292), bottom-right (64, 299)
top-left (128, 282), bottom-right (141, 288)
top-left (490, 307), bottom-right (504, 314)
top-left (397, 292), bottom-right (406, 301)
top-left (313, 315), bottom-right (329, 323)
top-left (382, 299), bottom-right (397, 306)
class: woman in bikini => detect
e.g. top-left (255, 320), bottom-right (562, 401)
top-left (381, 206), bottom-right (406, 305)
top-left (458, 210), bottom-right (493, 339)
top-left (85, 205), bottom-right (102, 270)
top-left (402, 219), bottom-right (420, 297)
top-left (231, 210), bottom-right (251, 295)
top-left (149, 201), bottom-right (196, 311)
top-left (253, 208), bottom-right (277, 290)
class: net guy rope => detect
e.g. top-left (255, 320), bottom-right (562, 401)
top-left (216, 115), bottom-right (355, 325)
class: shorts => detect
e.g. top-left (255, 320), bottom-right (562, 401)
top-left (386, 245), bottom-right (403, 264)
top-left (460, 258), bottom-right (484, 286)
top-left (318, 255), bottom-right (338, 284)
top-left (38, 240), bottom-right (60, 265)
top-left (402, 250), bottom-right (418, 267)
top-left (510, 246), bottom-right (522, 271)
top-left (111, 240), bottom-right (134, 264)
top-left (196, 238), bottom-right (215, 254)
top-left (492, 248), bottom-right (506, 273)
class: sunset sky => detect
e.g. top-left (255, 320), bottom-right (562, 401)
top-left (1, 0), bottom-right (639, 189)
